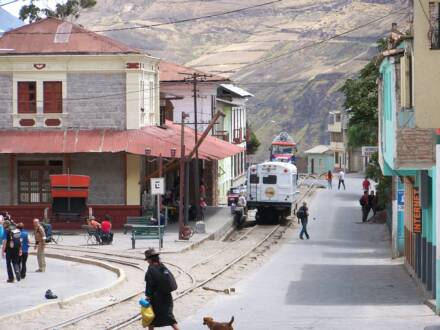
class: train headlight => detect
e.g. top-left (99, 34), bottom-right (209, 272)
top-left (265, 187), bottom-right (275, 198)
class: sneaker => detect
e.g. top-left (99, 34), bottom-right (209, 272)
top-left (36, 269), bottom-right (43, 272)
top-left (6, 279), bottom-right (14, 283)
top-left (300, 237), bottom-right (304, 240)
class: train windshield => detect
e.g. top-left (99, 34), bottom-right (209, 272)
top-left (272, 145), bottom-right (293, 154)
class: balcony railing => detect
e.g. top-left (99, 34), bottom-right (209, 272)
top-left (233, 128), bottom-right (243, 144)
top-left (328, 121), bottom-right (342, 133)
top-left (213, 130), bottom-right (229, 142)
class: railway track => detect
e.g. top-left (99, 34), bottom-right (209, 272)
top-left (38, 179), bottom-right (317, 330)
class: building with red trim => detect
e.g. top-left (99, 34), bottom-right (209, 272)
top-left (0, 18), bottom-right (242, 228)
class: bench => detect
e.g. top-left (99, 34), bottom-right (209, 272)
top-left (124, 216), bottom-right (164, 249)
top-left (81, 225), bottom-right (100, 245)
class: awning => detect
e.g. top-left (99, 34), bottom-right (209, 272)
top-left (0, 121), bottom-right (243, 160)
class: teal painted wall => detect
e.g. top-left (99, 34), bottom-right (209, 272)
top-left (307, 154), bottom-right (334, 175)
top-left (380, 59), bottom-right (396, 170)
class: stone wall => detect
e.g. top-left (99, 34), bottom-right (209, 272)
top-left (70, 153), bottom-right (125, 204)
top-left (396, 128), bottom-right (435, 168)
top-left (0, 74), bottom-right (12, 129)
top-left (0, 155), bottom-right (11, 204)
top-left (66, 73), bottom-right (126, 129)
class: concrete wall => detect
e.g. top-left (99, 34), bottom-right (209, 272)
top-left (396, 128), bottom-right (435, 168)
top-left (66, 73), bottom-right (126, 129)
top-left (414, 0), bottom-right (440, 128)
top-left (307, 154), bottom-right (334, 175)
top-left (126, 154), bottom-right (141, 205)
top-left (70, 153), bottom-right (125, 205)
top-left (0, 155), bottom-right (11, 204)
top-left (0, 74), bottom-right (12, 128)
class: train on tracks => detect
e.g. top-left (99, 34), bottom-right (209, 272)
top-left (246, 161), bottom-right (298, 224)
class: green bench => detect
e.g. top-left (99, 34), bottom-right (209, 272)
top-left (124, 216), bottom-right (164, 249)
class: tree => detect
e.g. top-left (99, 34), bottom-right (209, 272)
top-left (19, 0), bottom-right (96, 22)
top-left (246, 125), bottom-right (261, 155)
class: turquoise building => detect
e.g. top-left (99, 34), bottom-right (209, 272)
top-left (378, 37), bottom-right (438, 308)
top-left (304, 145), bottom-right (334, 175)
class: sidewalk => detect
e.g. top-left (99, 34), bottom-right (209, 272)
top-left (49, 206), bottom-right (234, 254)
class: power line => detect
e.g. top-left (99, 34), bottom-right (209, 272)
top-left (243, 7), bottom-right (409, 68)
top-left (0, 0), bottom-right (20, 7)
top-left (7, 0), bottom-right (284, 35)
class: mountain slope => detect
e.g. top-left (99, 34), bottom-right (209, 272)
top-left (78, 0), bottom-right (407, 160)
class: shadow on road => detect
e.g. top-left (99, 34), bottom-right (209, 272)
top-left (285, 264), bottom-right (423, 306)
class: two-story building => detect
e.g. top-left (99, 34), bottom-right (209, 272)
top-left (0, 18), bottom-right (242, 228)
top-left (159, 61), bottom-right (251, 204)
top-left (377, 8), bottom-right (439, 310)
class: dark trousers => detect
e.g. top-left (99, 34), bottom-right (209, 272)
top-left (300, 220), bottom-right (310, 239)
top-left (338, 179), bottom-right (346, 190)
top-left (20, 252), bottom-right (28, 278)
top-left (6, 249), bottom-right (21, 281)
top-left (362, 206), bottom-right (370, 222)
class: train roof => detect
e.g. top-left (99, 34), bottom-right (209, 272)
top-left (252, 161), bottom-right (297, 173)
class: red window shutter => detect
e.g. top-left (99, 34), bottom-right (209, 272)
top-left (17, 82), bottom-right (36, 114)
top-left (44, 81), bottom-right (62, 113)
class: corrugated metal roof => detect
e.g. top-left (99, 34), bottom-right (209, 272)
top-left (0, 17), bottom-right (141, 55)
top-left (220, 84), bottom-right (254, 97)
top-left (0, 121), bottom-right (243, 160)
top-left (304, 145), bottom-right (331, 154)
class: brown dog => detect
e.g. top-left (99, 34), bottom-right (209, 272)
top-left (203, 316), bottom-right (234, 330)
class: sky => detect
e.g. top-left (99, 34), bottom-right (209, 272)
top-left (2, 0), bottom-right (60, 18)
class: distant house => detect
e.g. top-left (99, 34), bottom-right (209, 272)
top-left (0, 8), bottom-right (22, 34)
top-left (304, 145), bottom-right (334, 175)
top-left (159, 61), bottom-right (251, 204)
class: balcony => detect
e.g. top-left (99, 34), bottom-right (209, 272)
top-left (233, 128), bottom-right (243, 144)
top-left (330, 141), bottom-right (344, 151)
top-left (328, 121), bottom-right (342, 133)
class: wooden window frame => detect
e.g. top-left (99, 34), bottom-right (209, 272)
top-left (17, 81), bottom-right (37, 114)
top-left (43, 81), bottom-right (63, 113)
top-left (17, 161), bottom-right (63, 204)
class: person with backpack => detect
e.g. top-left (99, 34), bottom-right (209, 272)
top-left (297, 202), bottom-right (310, 240)
top-left (2, 220), bottom-right (22, 282)
top-left (33, 218), bottom-right (46, 272)
top-left (359, 191), bottom-right (370, 222)
top-left (144, 248), bottom-right (180, 330)
top-left (16, 223), bottom-right (29, 279)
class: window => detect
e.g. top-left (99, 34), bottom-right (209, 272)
top-left (250, 174), bottom-right (259, 184)
top-left (335, 152), bottom-right (339, 164)
top-left (429, 2), bottom-right (440, 49)
top-left (330, 132), bottom-right (343, 143)
top-left (18, 160), bottom-right (63, 204)
top-left (18, 82), bottom-right (37, 113)
top-left (43, 81), bottom-right (62, 113)
top-left (263, 175), bottom-right (277, 184)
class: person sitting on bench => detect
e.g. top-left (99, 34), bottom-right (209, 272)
top-left (86, 216), bottom-right (102, 243)
top-left (100, 215), bottom-right (113, 244)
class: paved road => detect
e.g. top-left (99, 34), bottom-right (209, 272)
top-left (181, 176), bottom-right (440, 330)
top-left (0, 254), bottom-right (117, 317)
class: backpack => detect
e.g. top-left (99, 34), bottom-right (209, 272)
top-left (359, 195), bottom-right (368, 207)
top-left (155, 264), bottom-right (178, 293)
top-left (296, 208), bottom-right (305, 219)
top-left (8, 226), bottom-right (21, 249)
top-left (42, 223), bottom-right (52, 243)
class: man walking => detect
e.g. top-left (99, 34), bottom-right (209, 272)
top-left (297, 202), bottom-right (310, 240)
top-left (359, 191), bottom-right (370, 222)
top-left (2, 220), bottom-right (22, 282)
top-left (33, 218), bottom-right (46, 272)
top-left (362, 177), bottom-right (371, 192)
top-left (338, 169), bottom-right (346, 190)
top-left (17, 223), bottom-right (29, 279)
top-left (369, 191), bottom-right (378, 217)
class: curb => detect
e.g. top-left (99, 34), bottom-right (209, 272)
top-left (0, 253), bottom-right (126, 322)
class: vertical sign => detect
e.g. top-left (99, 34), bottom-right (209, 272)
top-left (413, 187), bottom-right (422, 233)
top-left (397, 190), bottom-right (405, 211)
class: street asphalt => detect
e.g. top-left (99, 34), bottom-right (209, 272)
top-left (0, 254), bottom-right (117, 317)
top-left (180, 176), bottom-right (440, 330)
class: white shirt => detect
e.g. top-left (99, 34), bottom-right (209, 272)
top-left (338, 171), bottom-right (345, 180)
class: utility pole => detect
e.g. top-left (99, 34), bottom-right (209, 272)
top-left (182, 72), bottom-right (211, 223)
top-left (179, 112), bottom-right (189, 239)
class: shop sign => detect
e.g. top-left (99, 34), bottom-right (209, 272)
top-left (361, 146), bottom-right (378, 157)
top-left (397, 190), bottom-right (404, 212)
top-left (413, 188), bottom-right (422, 233)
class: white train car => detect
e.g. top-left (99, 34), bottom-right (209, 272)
top-left (247, 161), bottom-right (298, 224)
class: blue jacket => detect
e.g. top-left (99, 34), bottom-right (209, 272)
top-left (20, 230), bottom-right (29, 253)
